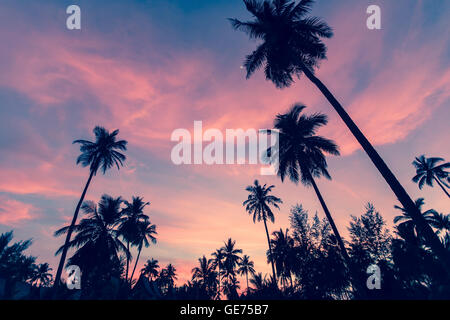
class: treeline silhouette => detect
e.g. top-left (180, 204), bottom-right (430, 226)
top-left (0, 0), bottom-right (449, 300)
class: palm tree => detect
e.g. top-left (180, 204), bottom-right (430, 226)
top-left (394, 198), bottom-right (437, 238)
top-left (267, 105), bottom-right (352, 268)
top-left (243, 180), bottom-right (282, 284)
top-left (412, 155), bottom-right (450, 198)
top-left (429, 212), bottom-right (450, 236)
top-left (211, 248), bottom-right (225, 299)
top-left (230, 0), bottom-right (448, 266)
top-left (129, 220), bottom-right (157, 284)
top-left (238, 255), bottom-right (255, 294)
top-left (31, 263), bottom-right (53, 287)
top-left (269, 228), bottom-right (295, 288)
top-left (141, 258), bottom-right (160, 281)
top-left (221, 238), bottom-right (243, 282)
top-left (164, 263), bottom-right (178, 290)
top-left (53, 126), bottom-right (127, 290)
top-left (119, 196), bottom-right (150, 281)
top-left (192, 256), bottom-right (217, 297)
top-left (54, 195), bottom-right (129, 285)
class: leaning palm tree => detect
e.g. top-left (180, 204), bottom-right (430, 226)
top-left (129, 220), bottom-right (157, 284)
top-left (141, 258), bottom-right (160, 281)
top-left (119, 196), bottom-right (150, 281)
top-left (238, 255), bottom-right (256, 294)
top-left (31, 263), bottom-right (53, 287)
top-left (230, 0), bottom-right (448, 266)
top-left (211, 248), bottom-right (225, 299)
top-left (268, 105), bottom-right (352, 269)
top-left (412, 155), bottom-right (450, 198)
top-left (243, 180), bottom-right (282, 284)
top-left (53, 126), bottom-right (127, 290)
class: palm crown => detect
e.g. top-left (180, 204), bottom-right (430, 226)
top-left (243, 180), bottom-right (282, 223)
top-left (273, 104), bottom-right (339, 185)
top-left (73, 126), bottom-right (127, 175)
top-left (230, 0), bottom-right (332, 88)
top-left (412, 155), bottom-right (449, 197)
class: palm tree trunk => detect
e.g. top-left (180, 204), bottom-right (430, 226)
top-left (217, 264), bottom-right (221, 300)
top-left (263, 218), bottom-right (277, 285)
top-left (302, 67), bottom-right (450, 269)
top-left (309, 176), bottom-right (351, 264)
top-left (53, 169), bottom-right (95, 295)
top-left (434, 177), bottom-right (450, 198)
top-left (125, 241), bottom-right (130, 282)
top-left (129, 246), bottom-right (142, 285)
top-left (246, 273), bottom-right (249, 295)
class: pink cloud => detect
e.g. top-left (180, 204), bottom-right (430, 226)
top-left (0, 195), bottom-right (37, 226)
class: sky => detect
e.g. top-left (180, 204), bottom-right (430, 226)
top-left (0, 0), bottom-right (449, 286)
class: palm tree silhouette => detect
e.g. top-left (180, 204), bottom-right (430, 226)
top-left (31, 263), bottom-right (53, 287)
top-left (192, 256), bottom-right (217, 297)
top-left (238, 254), bottom-right (255, 294)
top-left (429, 212), bottom-right (450, 236)
top-left (54, 195), bottom-right (129, 283)
top-left (269, 228), bottom-right (295, 289)
top-left (141, 258), bottom-right (159, 281)
top-left (412, 155), bottom-right (450, 198)
top-left (394, 198), bottom-right (437, 238)
top-left (230, 0), bottom-right (448, 266)
top-left (129, 220), bottom-right (157, 284)
top-left (221, 238), bottom-right (243, 283)
top-left (119, 196), bottom-right (150, 282)
top-left (211, 248), bottom-right (225, 299)
top-left (243, 180), bottom-right (282, 284)
top-left (164, 264), bottom-right (178, 290)
top-left (270, 104), bottom-right (352, 269)
top-left (53, 126), bottom-right (127, 291)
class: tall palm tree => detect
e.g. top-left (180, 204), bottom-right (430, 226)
top-left (141, 258), bottom-right (160, 281)
top-left (31, 263), bottom-right (53, 287)
top-left (164, 263), bottom-right (178, 289)
top-left (268, 104), bottom-right (352, 268)
top-left (221, 238), bottom-right (243, 282)
top-left (211, 248), bottom-right (225, 299)
top-left (53, 126), bottom-right (127, 290)
top-left (238, 254), bottom-right (256, 294)
top-left (54, 195), bottom-right (129, 282)
top-left (119, 196), bottom-right (150, 281)
top-left (129, 220), bottom-right (157, 284)
top-left (230, 0), bottom-right (448, 266)
top-left (243, 180), bottom-right (282, 284)
top-left (412, 155), bottom-right (450, 198)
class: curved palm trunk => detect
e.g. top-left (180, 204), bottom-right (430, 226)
top-left (129, 246), bottom-right (142, 285)
top-left (434, 177), bottom-right (450, 198)
top-left (263, 218), bottom-right (277, 286)
top-left (53, 169), bottom-right (95, 295)
top-left (302, 67), bottom-right (450, 269)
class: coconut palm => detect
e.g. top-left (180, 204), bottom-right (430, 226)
top-left (119, 196), bottom-right (150, 281)
top-left (412, 155), bottom-right (450, 198)
top-left (269, 228), bottom-right (295, 288)
top-left (53, 126), bottom-right (127, 290)
top-left (243, 180), bottom-right (282, 284)
top-left (238, 255), bottom-right (256, 294)
top-left (163, 264), bottom-right (178, 289)
top-left (129, 220), bottom-right (157, 283)
top-left (54, 195), bottom-right (129, 285)
top-left (230, 0), bottom-right (448, 266)
top-left (192, 256), bottom-right (217, 297)
top-left (221, 238), bottom-right (243, 281)
top-left (269, 104), bottom-right (352, 269)
top-left (141, 258), bottom-right (160, 281)
top-left (211, 248), bottom-right (225, 299)
top-left (31, 263), bottom-right (53, 287)
top-left (429, 212), bottom-right (450, 236)
top-left (394, 198), bottom-right (437, 239)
